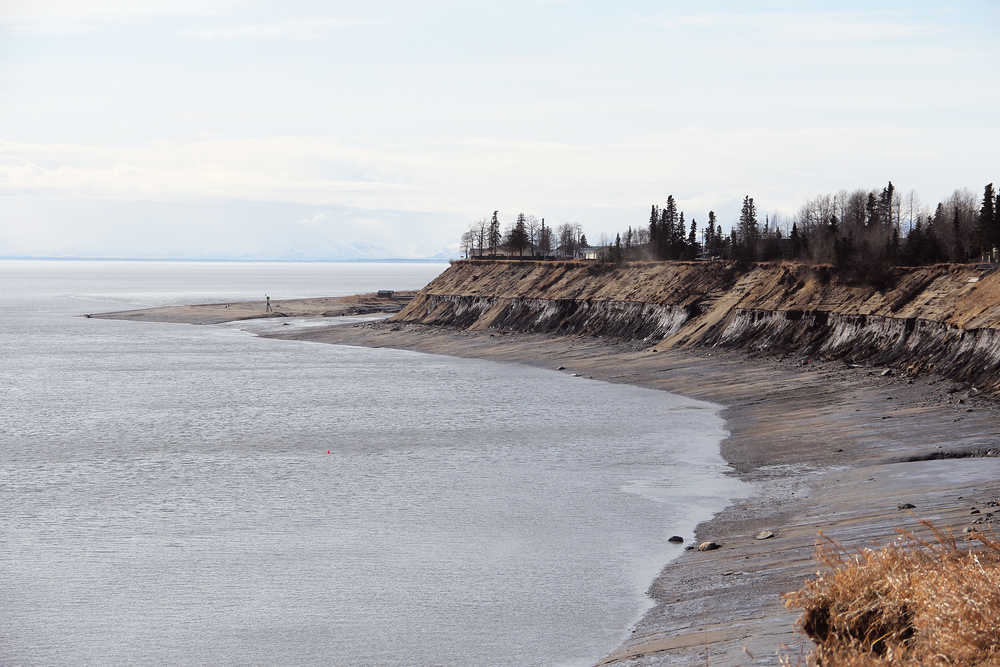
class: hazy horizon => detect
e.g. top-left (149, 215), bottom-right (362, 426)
top-left (3, 1), bottom-right (998, 259)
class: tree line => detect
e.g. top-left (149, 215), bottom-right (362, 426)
top-left (638, 183), bottom-right (1000, 266)
top-left (460, 211), bottom-right (588, 258)
top-left (459, 181), bottom-right (1000, 277)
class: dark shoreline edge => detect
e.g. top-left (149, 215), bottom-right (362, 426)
top-left (263, 320), bottom-right (1000, 666)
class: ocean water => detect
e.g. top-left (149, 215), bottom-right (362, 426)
top-left (0, 260), bottom-right (748, 666)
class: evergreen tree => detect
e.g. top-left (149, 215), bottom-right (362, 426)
top-left (996, 192), bottom-right (1000, 260)
top-left (878, 181), bottom-right (895, 228)
top-left (687, 217), bottom-right (698, 258)
top-left (488, 211), bottom-right (502, 254)
top-left (660, 196), bottom-right (678, 259)
top-left (952, 205), bottom-right (964, 262)
top-left (508, 213), bottom-right (530, 256)
top-left (674, 211), bottom-right (687, 257)
top-left (738, 196), bottom-right (759, 260)
top-left (865, 192), bottom-right (879, 226)
top-left (648, 205), bottom-right (659, 253)
top-left (933, 202), bottom-right (946, 226)
top-left (902, 219), bottom-right (924, 265)
top-left (707, 211), bottom-right (717, 256)
top-left (705, 212), bottom-right (716, 255)
top-left (978, 183), bottom-right (996, 255)
top-left (790, 222), bottom-right (801, 259)
top-left (674, 212), bottom-right (685, 258)
top-left (658, 208), bottom-right (669, 258)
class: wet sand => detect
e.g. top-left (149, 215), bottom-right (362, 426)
top-left (95, 300), bottom-right (1000, 664)
top-left (268, 320), bottom-right (1000, 665)
top-left (88, 292), bottom-right (416, 325)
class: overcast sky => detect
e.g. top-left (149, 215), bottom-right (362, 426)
top-left (2, 0), bottom-right (998, 259)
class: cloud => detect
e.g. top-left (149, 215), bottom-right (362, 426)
top-left (0, 0), bottom-right (240, 23)
top-left (0, 195), bottom-right (462, 259)
top-left (179, 17), bottom-right (378, 41)
top-left (2, 123), bottom-right (996, 259)
top-left (3, 122), bottom-right (990, 227)
top-left (0, 0), bottom-right (245, 34)
top-left (0, 139), bottom-right (418, 209)
top-left (662, 10), bottom-right (940, 42)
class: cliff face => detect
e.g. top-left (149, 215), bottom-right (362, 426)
top-left (392, 260), bottom-right (1000, 391)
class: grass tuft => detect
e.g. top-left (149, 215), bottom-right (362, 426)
top-left (782, 521), bottom-right (1000, 665)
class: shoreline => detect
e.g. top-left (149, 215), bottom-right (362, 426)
top-left (88, 291), bottom-right (416, 325)
top-left (268, 320), bottom-right (1000, 665)
top-left (94, 302), bottom-right (1000, 664)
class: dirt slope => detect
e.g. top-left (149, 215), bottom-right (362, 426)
top-left (393, 260), bottom-right (1000, 391)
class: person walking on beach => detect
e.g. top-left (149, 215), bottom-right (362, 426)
top-left (265, 294), bottom-right (272, 312)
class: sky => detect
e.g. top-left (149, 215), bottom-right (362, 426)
top-left (1, 0), bottom-right (998, 259)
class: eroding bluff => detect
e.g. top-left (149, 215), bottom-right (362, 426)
top-left (390, 260), bottom-right (1000, 393)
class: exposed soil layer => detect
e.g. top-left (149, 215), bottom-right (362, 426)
top-left (394, 260), bottom-right (1000, 393)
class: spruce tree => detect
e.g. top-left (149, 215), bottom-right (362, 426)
top-left (978, 183), bottom-right (996, 256)
top-left (790, 222), bottom-right (801, 259)
top-left (933, 202), bottom-right (946, 226)
top-left (509, 213), bottom-right (529, 256)
top-left (687, 217), bottom-right (698, 258)
top-left (738, 196), bottom-right (759, 261)
top-left (675, 212), bottom-right (685, 259)
top-left (488, 211), bottom-right (502, 254)
top-left (705, 211), bottom-right (717, 256)
top-left (661, 196), bottom-right (678, 259)
top-left (648, 205), bottom-right (659, 253)
top-left (878, 181), bottom-right (895, 228)
top-left (866, 192), bottom-right (879, 226)
top-left (996, 193), bottom-right (1000, 260)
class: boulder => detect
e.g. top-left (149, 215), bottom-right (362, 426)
top-left (897, 503), bottom-right (916, 510)
top-left (668, 535), bottom-right (684, 544)
top-left (755, 530), bottom-right (774, 540)
top-left (697, 541), bottom-right (721, 552)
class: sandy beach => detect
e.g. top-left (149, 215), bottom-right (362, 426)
top-left (89, 291), bottom-right (416, 325)
top-left (97, 301), bottom-right (1000, 664)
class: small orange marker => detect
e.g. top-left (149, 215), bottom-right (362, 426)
top-left (327, 450), bottom-right (331, 454)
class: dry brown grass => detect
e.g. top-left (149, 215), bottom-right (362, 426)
top-left (783, 521), bottom-right (1000, 666)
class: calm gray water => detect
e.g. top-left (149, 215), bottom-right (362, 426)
top-left (0, 260), bottom-right (748, 666)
